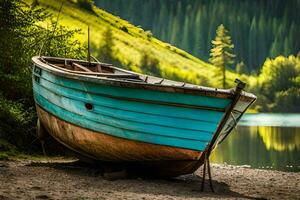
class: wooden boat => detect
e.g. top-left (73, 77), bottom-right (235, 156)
top-left (32, 56), bottom-right (256, 177)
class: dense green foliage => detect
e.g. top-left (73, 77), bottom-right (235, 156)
top-left (0, 96), bottom-right (36, 149)
top-left (255, 55), bottom-right (300, 112)
top-left (0, 0), bottom-right (85, 150)
top-left (209, 24), bottom-right (235, 88)
top-left (96, 0), bottom-right (300, 73)
top-left (0, 138), bottom-right (18, 160)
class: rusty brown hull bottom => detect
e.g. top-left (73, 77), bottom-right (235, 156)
top-left (36, 105), bottom-right (204, 176)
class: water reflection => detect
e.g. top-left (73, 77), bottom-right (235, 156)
top-left (239, 113), bottom-right (300, 127)
top-left (211, 126), bottom-right (300, 172)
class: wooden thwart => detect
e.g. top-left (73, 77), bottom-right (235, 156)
top-left (96, 64), bottom-right (102, 73)
top-left (72, 62), bottom-right (92, 72)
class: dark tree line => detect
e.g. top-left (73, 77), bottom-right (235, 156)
top-left (95, 0), bottom-right (300, 73)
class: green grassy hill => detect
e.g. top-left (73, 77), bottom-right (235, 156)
top-left (27, 0), bottom-right (256, 88)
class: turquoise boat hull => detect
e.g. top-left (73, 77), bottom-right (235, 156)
top-left (32, 56), bottom-right (256, 176)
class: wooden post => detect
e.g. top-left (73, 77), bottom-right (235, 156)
top-left (201, 152), bottom-right (214, 192)
top-left (88, 26), bottom-right (91, 66)
top-left (207, 156), bottom-right (214, 192)
top-left (201, 154), bottom-right (207, 191)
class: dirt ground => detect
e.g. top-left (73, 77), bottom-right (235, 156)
top-left (0, 158), bottom-right (299, 200)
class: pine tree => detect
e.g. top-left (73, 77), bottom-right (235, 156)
top-left (209, 24), bottom-right (235, 88)
top-left (283, 36), bottom-right (291, 56)
top-left (270, 37), bottom-right (281, 58)
top-left (248, 17), bottom-right (257, 69)
top-left (77, 0), bottom-right (94, 12)
top-left (236, 61), bottom-right (247, 74)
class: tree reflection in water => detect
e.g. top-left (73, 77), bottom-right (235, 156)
top-left (211, 126), bottom-right (300, 172)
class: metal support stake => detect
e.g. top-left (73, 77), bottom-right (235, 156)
top-left (201, 153), bottom-right (207, 191)
top-left (41, 140), bottom-right (47, 156)
top-left (207, 156), bottom-right (214, 192)
top-left (201, 152), bottom-right (214, 192)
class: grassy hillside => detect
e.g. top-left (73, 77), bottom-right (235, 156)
top-left (27, 0), bottom-right (256, 88)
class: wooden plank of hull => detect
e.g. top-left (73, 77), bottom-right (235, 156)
top-left (36, 105), bottom-right (203, 176)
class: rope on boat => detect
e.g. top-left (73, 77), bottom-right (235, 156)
top-left (217, 112), bottom-right (239, 145)
top-left (91, 55), bottom-right (101, 63)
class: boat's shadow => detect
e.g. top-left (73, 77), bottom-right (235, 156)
top-left (27, 160), bottom-right (257, 199)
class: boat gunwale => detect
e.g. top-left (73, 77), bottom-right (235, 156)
top-left (32, 56), bottom-right (256, 102)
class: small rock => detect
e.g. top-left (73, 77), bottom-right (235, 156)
top-left (0, 163), bottom-right (8, 168)
top-left (0, 194), bottom-right (10, 200)
top-left (35, 194), bottom-right (50, 199)
top-left (31, 186), bottom-right (43, 190)
top-left (103, 169), bottom-right (128, 181)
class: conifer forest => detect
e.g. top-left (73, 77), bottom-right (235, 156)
top-left (96, 0), bottom-right (300, 73)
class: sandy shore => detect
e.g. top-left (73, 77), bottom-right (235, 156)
top-left (0, 158), bottom-right (299, 200)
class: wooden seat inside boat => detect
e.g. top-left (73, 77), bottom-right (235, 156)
top-left (34, 56), bottom-right (232, 95)
top-left (40, 56), bottom-right (143, 81)
top-left (39, 56), bottom-right (205, 88)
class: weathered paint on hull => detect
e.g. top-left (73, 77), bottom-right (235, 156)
top-left (32, 67), bottom-right (229, 151)
top-left (36, 105), bottom-right (203, 176)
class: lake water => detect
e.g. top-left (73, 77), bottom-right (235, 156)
top-left (211, 113), bottom-right (300, 172)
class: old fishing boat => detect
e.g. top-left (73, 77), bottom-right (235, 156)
top-left (32, 56), bottom-right (256, 177)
